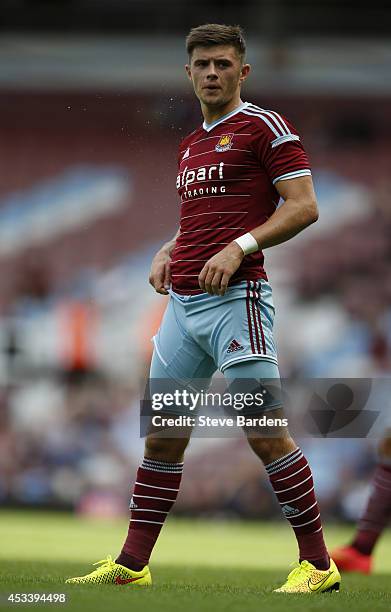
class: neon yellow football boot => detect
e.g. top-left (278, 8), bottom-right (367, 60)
top-left (274, 558), bottom-right (341, 593)
top-left (65, 555), bottom-right (152, 586)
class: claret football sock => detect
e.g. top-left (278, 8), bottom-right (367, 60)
top-left (351, 463), bottom-right (391, 556)
top-left (116, 458), bottom-right (183, 570)
top-left (115, 552), bottom-right (145, 573)
top-left (265, 448), bottom-right (330, 571)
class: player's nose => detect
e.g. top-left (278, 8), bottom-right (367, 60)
top-left (206, 62), bottom-right (219, 78)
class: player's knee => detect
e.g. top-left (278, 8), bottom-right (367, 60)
top-left (247, 435), bottom-right (295, 465)
top-left (144, 435), bottom-right (189, 462)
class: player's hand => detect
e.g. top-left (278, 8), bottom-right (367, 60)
top-left (149, 247), bottom-right (171, 295)
top-left (198, 242), bottom-right (244, 296)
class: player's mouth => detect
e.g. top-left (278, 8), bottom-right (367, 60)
top-left (203, 85), bottom-right (221, 91)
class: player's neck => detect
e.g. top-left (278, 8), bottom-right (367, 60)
top-left (201, 97), bottom-right (244, 126)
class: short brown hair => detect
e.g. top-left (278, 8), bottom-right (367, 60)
top-left (186, 24), bottom-right (246, 62)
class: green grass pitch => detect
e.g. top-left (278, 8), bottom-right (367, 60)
top-left (0, 511), bottom-right (390, 611)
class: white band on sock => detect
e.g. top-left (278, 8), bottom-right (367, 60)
top-left (234, 232), bottom-right (259, 255)
top-left (141, 458), bottom-right (184, 473)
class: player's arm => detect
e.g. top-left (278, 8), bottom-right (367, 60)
top-left (249, 174), bottom-right (318, 249)
top-left (198, 175), bottom-right (318, 296)
top-left (149, 229), bottom-right (180, 295)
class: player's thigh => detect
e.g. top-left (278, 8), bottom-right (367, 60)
top-left (145, 352), bottom-right (197, 443)
top-left (152, 297), bottom-right (216, 384)
top-left (223, 359), bottom-right (283, 414)
top-left (148, 298), bottom-right (216, 429)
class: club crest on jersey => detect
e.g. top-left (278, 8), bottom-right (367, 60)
top-left (215, 133), bottom-right (234, 152)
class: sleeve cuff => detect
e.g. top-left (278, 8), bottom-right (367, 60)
top-left (271, 134), bottom-right (300, 149)
top-left (272, 169), bottom-right (312, 185)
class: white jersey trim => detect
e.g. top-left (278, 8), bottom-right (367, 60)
top-left (271, 134), bottom-right (300, 148)
top-left (242, 106), bottom-right (303, 156)
top-left (200, 101), bottom-right (300, 146)
top-left (175, 243), bottom-right (229, 249)
top-left (181, 195), bottom-right (251, 205)
top-left (203, 101), bottom-right (250, 132)
top-left (272, 169), bottom-right (311, 185)
top-left (181, 211), bottom-right (248, 220)
top-left (247, 104), bottom-right (291, 136)
top-left (181, 227), bottom-right (246, 234)
top-left (242, 109), bottom-right (282, 138)
top-left (171, 259), bottom-right (208, 263)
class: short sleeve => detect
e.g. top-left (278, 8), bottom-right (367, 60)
top-left (250, 111), bottom-right (311, 185)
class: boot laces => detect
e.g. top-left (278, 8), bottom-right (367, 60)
top-left (286, 560), bottom-right (313, 586)
top-left (90, 555), bottom-right (117, 575)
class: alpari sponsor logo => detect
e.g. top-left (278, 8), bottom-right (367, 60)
top-left (281, 504), bottom-right (300, 517)
top-left (215, 133), bottom-right (234, 152)
top-left (177, 162), bottom-right (224, 189)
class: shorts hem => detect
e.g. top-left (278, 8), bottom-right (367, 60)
top-left (220, 354), bottom-right (279, 373)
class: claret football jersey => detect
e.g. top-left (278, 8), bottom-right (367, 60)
top-left (171, 101), bottom-right (311, 294)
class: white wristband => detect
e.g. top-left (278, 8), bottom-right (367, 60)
top-left (234, 232), bottom-right (259, 255)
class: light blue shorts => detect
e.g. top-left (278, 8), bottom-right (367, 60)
top-left (152, 279), bottom-right (278, 382)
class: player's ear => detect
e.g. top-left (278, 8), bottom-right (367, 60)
top-left (239, 63), bottom-right (251, 84)
top-left (185, 64), bottom-right (192, 81)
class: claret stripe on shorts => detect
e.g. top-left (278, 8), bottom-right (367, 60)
top-left (250, 282), bottom-right (262, 354)
top-left (246, 281), bottom-right (256, 353)
top-left (254, 281), bottom-right (266, 353)
top-left (245, 281), bottom-right (267, 355)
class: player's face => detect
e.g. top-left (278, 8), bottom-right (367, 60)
top-left (186, 45), bottom-right (250, 109)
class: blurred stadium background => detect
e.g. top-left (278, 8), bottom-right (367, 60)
top-left (0, 0), bottom-right (391, 528)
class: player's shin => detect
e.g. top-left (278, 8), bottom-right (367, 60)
top-left (265, 447), bottom-right (330, 570)
top-left (351, 462), bottom-right (391, 556)
top-left (116, 457), bottom-right (183, 570)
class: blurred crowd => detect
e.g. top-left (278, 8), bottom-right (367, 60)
top-left (296, 179), bottom-right (391, 346)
